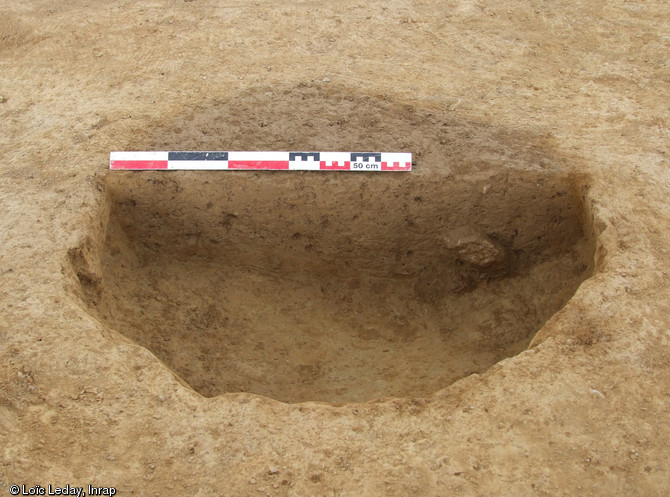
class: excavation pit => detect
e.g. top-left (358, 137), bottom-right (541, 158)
top-left (72, 168), bottom-right (595, 404)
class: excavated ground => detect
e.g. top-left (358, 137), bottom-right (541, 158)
top-left (71, 168), bottom-right (593, 403)
top-left (66, 88), bottom-right (595, 404)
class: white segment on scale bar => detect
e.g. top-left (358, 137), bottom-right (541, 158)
top-left (111, 151), bottom-right (169, 161)
top-left (168, 160), bottom-right (229, 170)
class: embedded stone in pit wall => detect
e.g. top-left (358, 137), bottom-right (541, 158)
top-left (444, 228), bottom-right (507, 272)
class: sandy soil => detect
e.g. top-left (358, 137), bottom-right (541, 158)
top-left (1, 0), bottom-right (669, 495)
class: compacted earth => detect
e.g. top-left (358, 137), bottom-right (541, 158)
top-left (1, 1), bottom-right (669, 496)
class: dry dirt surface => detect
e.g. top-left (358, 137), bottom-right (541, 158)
top-left (1, 0), bottom-right (669, 496)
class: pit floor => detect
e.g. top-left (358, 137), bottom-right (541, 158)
top-left (83, 171), bottom-right (593, 404)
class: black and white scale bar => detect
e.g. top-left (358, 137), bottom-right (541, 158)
top-left (110, 151), bottom-right (413, 171)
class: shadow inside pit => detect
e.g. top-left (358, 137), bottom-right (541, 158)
top-left (67, 83), bottom-right (598, 404)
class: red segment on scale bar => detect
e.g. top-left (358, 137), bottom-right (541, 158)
top-left (320, 161), bottom-right (351, 170)
top-left (110, 160), bottom-right (168, 170)
top-left (228, 161), bottom-right (290, 170)
top-left (381, 161), bottom-right (412, 171)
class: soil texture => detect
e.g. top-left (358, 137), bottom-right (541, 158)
top-left (1, 1), bottom-right (669, 496)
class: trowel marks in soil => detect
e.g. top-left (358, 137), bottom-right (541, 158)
top-left (69, 87), bottom-right (596, 404)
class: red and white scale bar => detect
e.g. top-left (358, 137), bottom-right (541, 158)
top-left (110, 151), bottom-right (412, 171)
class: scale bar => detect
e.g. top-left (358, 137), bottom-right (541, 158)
top-left (110, 151), bottom-right (412, 171)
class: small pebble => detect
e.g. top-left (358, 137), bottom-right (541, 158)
top-left (268, 466), bottom-right (279, 475)
top-left (590, 388), bottom-right (605, 399)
